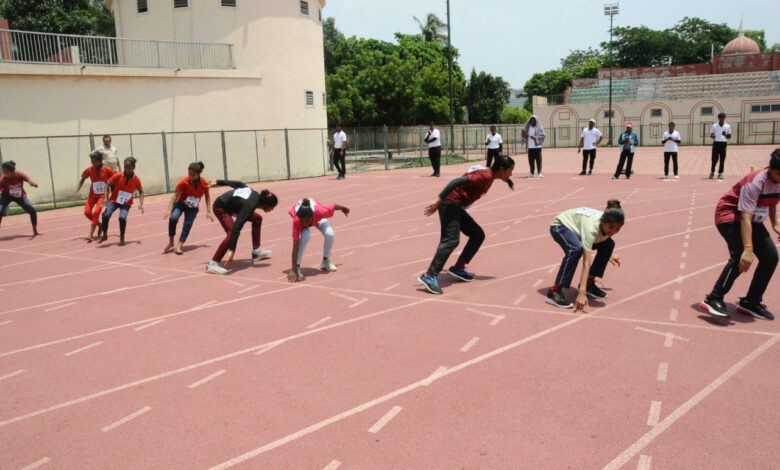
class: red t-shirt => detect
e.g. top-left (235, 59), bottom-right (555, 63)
top-left (444, 168), bottom-right (494, 207)
top-left (107, 172), bottom-right (143, 206)
top-left (715, 169), bottom-right (780, 225)
top-left (288, 199), bottom-right (336, 241)
top-left (175, 177), bottom-right (210, 208)
top-left (0, 171), bottom-right (30, 198)
top-left (81, 165), bottom-right (115, 198)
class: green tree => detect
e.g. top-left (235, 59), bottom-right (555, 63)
top-left (0, 0), bottom-right (114, 36)
top-left (561, 48), bottom-right (605, 79)
top-left (770, 43), bottom-right (780, 52)
top-left (522, 69), bottom-right (572, 112)
top-left (464, 69), bottom-right (510, 124)
top-left (412, 12), bottom-right (448, 46)
top-left (743, 29), bottom-right (767, 52)
top-left (322, 17), bottom-right (345, 76)
top-left (500, 106), bottom-right (531, 124)
top-left (602, 25), bottom-right (671, 67)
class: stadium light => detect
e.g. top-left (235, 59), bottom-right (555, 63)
top-left (604, 3), bottom-right (619, 146)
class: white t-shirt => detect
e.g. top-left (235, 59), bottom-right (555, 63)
top-left (663, 130), bottom-right (681, 152)
top-left (95, 145), bottom-right (120, 172)
top-left (527, 126), bottom-right (541, 149)
top-left (333, 131), bottom-right (347, 149)
top-left (581, 127), bottom-right (602, 150)
top-left (427, 128), bottom-right (441, 148)
top-left (711, 123), bottom-right (731, 143)
top-left (486, 133), bottom-right (503, 149)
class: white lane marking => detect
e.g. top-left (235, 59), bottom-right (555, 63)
top-left (489, 233), bottom-right (498, 238)
top-left (657, 363), bottom-right (669, 382)
top-left (466, 308), bottom-right (506, 326)
top-left (459, 337), bottom-right (480, 352)
top-left (532, 278), bottom-right (543, 288)
top-left (382, 283), bottom-right (400, 292)
top-left (513, 294), bottom-right (527, 306)
top-left (188, 370), bottom-right (226, 389)
top-left (0, 320), bottom-right (12, 326)
top-left (685, 234), bottom-right (690, 239)
top-left (349, 298), bottom-right (369, 309)
top-left (238, 285), bottom-right (260, 294)
top-left (307, 316), bottom-right (332, 329)
top-left (341, 251), bottom-right (355, 258)
top-left (388, 234), bottom-right (400, 241)
top-left (43, 302), bottom-right (75, 312)
top-left (683, 242), bottom-right (689, 248)
top-left (331, 292), bottom-right (359, 302)
top-left (489, 315), bottom-right (506, 326)
top-left (503, 225), bottom-right (512, 231)
top-left (322, 460), bottom-right (342, 470)
top-left (636, 454), bottom-right (653, 470)
top-left (602, 335), bottom-right (780, 470)
top-left (149, 274), bottom-right (172, 283)
top-left (647, 401), bottom-right (662, 426)
top-left (64, 342), bottom-right (103, 357)
top-left (681, 252), bottom-right (687, 258)
top-left (679, 262), bottom-right (686, 270)
top-left (673, 290), bottom-right (681, 300)
top-left (142, 269), bottom-right (156, 276)
top-left (101, 406), bottom-right (152, 432)
top-left (407, 228), bottom-right (418, 233)
top-left (635, 327), bottom-right (690, 344)
top-left (0, 369), bottom-right (25, 382)
top-left (19, 457), bottom-right (51, 470)
top-left (368, 405), bottom-right (403, 433)
top-left (422, 366), bottom-right (448, 386)
top-left (254, 341), bottom-right (284, 356)
top-left (547, 265), bottom-right (556, 273)
top-left (226, 280), bottom-right (245, 288)
top-left (134, 319), bottom-right (165, 331)
top-left (669, 308), bottom-right (679, 321)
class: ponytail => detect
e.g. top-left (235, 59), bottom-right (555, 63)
top-left (2, 160), bottom-right (17, 172)
top-left (490, 155), bottom-right (515, 190)
top-left (770, 148), bottom-right (780, 171)
top-left (259, 189), bottom-right (278, 208)
top-left (602, 199), bottom-right (625, 225)
top-left (188, 161), bottom-right (205, 174)
top-left (296, 198), bottom-right (314, 219)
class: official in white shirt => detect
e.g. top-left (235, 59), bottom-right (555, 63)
top-left (662, 122), bottom-right (682, 179)
top-left (333, 124), bottom-right (348, 180)
top-left (424, 122), bottom-right (442, 177)
top-left (577, 119), bottom-right (603, 175)
top-left (522, 115), bottom-right (546, 178)
top-left (709, 112), bottom-right (731, 179)
top-left (484, 125), bottom-right (503, 167)
top-left (92, 135), bottom-right (122, 173)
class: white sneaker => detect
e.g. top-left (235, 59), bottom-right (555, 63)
top-left (538, 172), bottom-right (544, 178)
top-left (252, 249), bottom-right (272, 261)
top-left (296, 266), bottom-right (304, 280)
top-left (206, 261), bottom-right (228, 275)
top-left (662, 175), bottom-right (668, 179)
top-left (320, 258), bottom-right (338, 272)
top-left (674, 175), bottom-right (679, 180)
top-left (527, 173), bottom-right (534, 178)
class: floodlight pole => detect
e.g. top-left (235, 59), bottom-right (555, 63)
top-left (605, 3), bottom-right (618, 146)
top-left (446, 0), bottom-right (455, 157)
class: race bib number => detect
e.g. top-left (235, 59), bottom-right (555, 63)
top-left (468, 165), bottom-right (486, 173)
top-left (92, 181), bottom-right (106, 195)
top-left (234, 187), bottom-right (252, 200)
top-left (9, 185), bottom-right (22, 198)
top-left (185, 196), bottom-right (200, 208)
top-left (575, 207), bottom-right (599, 217)
top-left (117, 190), bottom-right (132, 204)
top-left (752, 207), bottom-right (769, 223)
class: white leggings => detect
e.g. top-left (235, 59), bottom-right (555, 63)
top-left (298, 219), bottom-right (335, 265)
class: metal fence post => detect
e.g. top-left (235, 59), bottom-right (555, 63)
top-left (129, 133), bottom-right (134, 157)
top-left (193, 132), bottom-right (198, 162)
top-left (419, 126), bottom-right (424, 166)
top-left (161, 131), bottom-right (171, 192)
top-left (736, 122), bottom-right (741, 145)
top-left (0, 138), bottom-right (3, 165)
top-left (702, 123), bottom-right (706, 146)
top-left (220, 130), bottom-right (228, 181)
top-left (45, 137), bottom-right (57, 207)
top-left (89, 133), bottom-right (95, 151)
top-left (383, 125), bottom-right (389, 170)
top-left (773, 121), bottom-right (776, 145)
top-left (553, 127), bottom-right (557, 148)
top-left (255, 130), bottom-right (262, 181)
top-left (284, 128), bottom-right (291, 180)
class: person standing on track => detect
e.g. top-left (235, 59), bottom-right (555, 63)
top-left (425, 122), bottom-right (442, 177)
top-left (333, 125), bottom-right (348, 180)
top-left (287, 198), bottom-right (350, 283)
top-left (91, 135), bottom-right (122, 173)
top-left (0, 161), bottom-right (42, 236)
top-left (700, 149), bottom-right (780, 320)
top-left (709, 112), bottom-right (732, 180)
top-left (613, 123), bottom-right (638, 180)
top-left (662, 122), bottom-right (682, 180)
top-left (578, 119), bottom-right (603, 175)
top-left (417, 156), bottom-right (515, 295)
top-left (206, 180), bottom-right (277, 275)
top-left (99, 157), bottom-right (143, 246)
top-left (522, 115), bottom-right (545, 178)
top-left (545, 200), bottom-right (625, 312)
top-left (164, 162), bottom-right (214, 255)
top-left (485, 125), bottom-right (503, 168)
top-left (72, 152), bottom-right (114, 242)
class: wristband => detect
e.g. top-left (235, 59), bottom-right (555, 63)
top-left (744, 244), bottom-right (753, 249)
top-left (579, 289), bottom-right (587, 294)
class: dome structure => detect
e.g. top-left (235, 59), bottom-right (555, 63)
top-left (722, 19), bottom-right (760, 55)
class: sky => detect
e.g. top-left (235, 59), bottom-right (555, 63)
top-left (323, 0), bottom-right (780, 89)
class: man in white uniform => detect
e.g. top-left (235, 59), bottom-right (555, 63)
top-left (333, 125), bottom-right (347, 180)
top-left (424, 122), bottom-right (442, 177)
top-left (710, 112), bottom-right (731, 180)
top-left (578, 119), bottom-right (603, 175)
top-left (484, 125), bottom-right (503, 168)
top-left (92, 135), bottom-right (122, 173)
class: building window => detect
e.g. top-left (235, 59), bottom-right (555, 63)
top-left (305, 91), bottom-right (314, 106)
top-left (650, 108), bottom-right (662, 117)
top-left (773, 104), bottom-right (780, 112)
top-left (322, 92), bottom-right (327, 107)
top-left (174, 0), bottom-right (188, 8)
top-left (752, 104), bottom-right (780, 113)
top-left (300, 1), bottom-right (309, 15)
top-left (751, 105), bottom-right (760, 112)
top-left (604, 110), bottom-right (614, 118)
top-left (137, 0), bottom-right (148, 13)
top-left (221, 0), bottom-right (236, 6)
top-left (701, 106), bottom-right (713, 116)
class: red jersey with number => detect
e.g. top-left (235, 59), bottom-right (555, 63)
top-left (108, 172), bottom-right (143, 206)
top-left (0, 171), bottom-right (30, 198)
top-left (715, 169), bottom-right (780, 225)
top-left (81, 165), bottom-right (115, 198)
top-left (444, 167), bottom-right (494, 207)
top-left (175, 177), bottom-right (210, 208)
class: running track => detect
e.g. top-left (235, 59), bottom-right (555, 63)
top-left (1, 146), bottom-right (779, 469)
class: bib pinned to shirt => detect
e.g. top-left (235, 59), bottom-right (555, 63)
top-left (117, 190), bottom-right (132, 204)
top-left (233, 187), bottom-right (252, 200)
top-left (752, 207), bottom-right (769, 223)
top-left (185, 196), bottom-right (200, 208)
top-left (575, 207), bottom-right (599, 217)
top-left (92, 181), bottom-right (106, 195)
top-left (9, 185), bottom-right (22, 198)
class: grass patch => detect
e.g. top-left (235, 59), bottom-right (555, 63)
top-left (399, 153), bottom-right (469, 169)
top-left (7, 200), bottom-right (84, 216)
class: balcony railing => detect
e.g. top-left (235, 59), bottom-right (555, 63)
top-left (0, 28), bottom-right (234, 69)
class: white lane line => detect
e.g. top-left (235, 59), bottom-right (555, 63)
top-left (532, 278), bottom-right (543, 288)
top-left (64, 341), bottom-right (103, 357)
top-left (681, 251), bottom-right (687, 258)
top-left (226, 280), bottom-right (245, 288)
top-left (669, 308), bottom-right (679, 321)
top-left (679, 262), bottom-right (686, 270)
top-left (101, 406), bottom-right (152, 432)
top-left (460, 337), bottom-right (480, 352)
top-left (683, 242), bottom-right (689, 248)
top-left (0, 320), bottom-right (12, 326)
top-left (382, 283), bottom-right (400, 292)
top-left (307, 316), bottom-right (332, 329)
top-left (187, 370), bottom-right (226, 389)
top-left (602, 336), bottom-right (780, 469)
top-left (238, 285), bottom-right (261, 294)
top-left (0, 369), bottom-right (25, 382)
top-left (647, 401), bottom-right (662, 426)
top-left (388, 234), bottom-right (400, 241)
top-left (349, 298), bottom-right (369, 309)
top-left (422, 366), bottom-right (448, 386)
top-left (322, 460), bottom-right (342, 470)
top-left (673, 290), bottom-right (681, 300)
top-left (149, 274), bottom-right (172, 283)
top-left (636, 454), bottom-right (653, 470)
top-left (254, 341), bottom-right (284, 356)
top-left (341, 251), bottom-right (355, 258)
top-left (547, 265), bottom-right (556, 273)
top-left (142, 269), bottom-right (156, 276)
top-left (331, 292), bottom-right (359, 302)
top-left (513, 294), bottom-right (527, 306)
top-left (19, 457), bottom-right (51, 470)
top-left (134, 319), bottom-right (165, 331)
top-left (635, 327), bottom-right (690, 344)
top-left (407, 228), bottom-right (418, 233)
top-left (503, 225), bottom-right (512, 231)
top-left (368, 405), bottom-right (403, 433)
top-left (685, 234), bottom-right (690, 239)
top-left (656, 362), bottom-right (669, 382)
top-left (43, 302), bottom-right (75, 312)
top-left (466, 308), bottom-right (506, 326)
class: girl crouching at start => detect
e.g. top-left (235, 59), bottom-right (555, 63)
top-left (288, 198), bottom-right (350, 282)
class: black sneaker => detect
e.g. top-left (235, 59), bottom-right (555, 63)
top-left (709, 172), bottom-right (715, 179)
top-left (700, 294), bottom-right (729, 318)
top-left (588, 169), bottom-right (593, 175)
top-left (586, 282), bottom-right (607, 299)
top-left (447, 266), bottom-right (475, 282)
top-left (579, 171), bottom-right (587, 175)
top-left (736, 298), bottom-right (775, 320)
top-left (546, 289), bottom-right (573, 309)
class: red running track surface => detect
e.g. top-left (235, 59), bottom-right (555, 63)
top-left (1, 145), bottom-right (779, 469)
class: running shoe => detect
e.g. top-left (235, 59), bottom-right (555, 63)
top-left (588, 169), bottom-right (593, 175)
top-left (663, 175), bottom-right (668, 179)
top-left (700, 294), bottom-right (729, 318)
top-left (252, 249), bottom-right (272, 261)
top-left (546, 289), bottom-right (573, 309)
top-left (586, 282), bottom-right (608, 299)
top-left (206, 261), bottom-right (228, 275)
top-left (709, 172), bottom-right (715, 179)
top-left (447, 266), bottom-right (475, 282)
top-left (320, 258), bottom-right (338, 272)
top-left (418, 273), bottom-right (443, 295)
top-left (527, 173), bottom-right (534, 178)
top-left (538, 172), bottom-right (544, 178)
top-left (736, 298), bottom-right (775, 320)
top-left (612, 176), bottom-right (619, 180)
top-left (718, 173), bottom-right (724, 179)
top-left (579, 171), bottom-right (587, 175)
top-left (674, 175), bottom-right (679, 180)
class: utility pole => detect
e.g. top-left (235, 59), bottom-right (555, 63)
top-left (604, 3), bottom-right (619, 146)
top-left (446, 0), bottom-right (455, 157)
